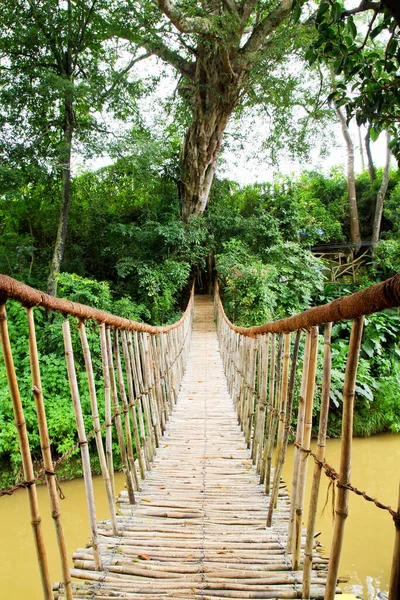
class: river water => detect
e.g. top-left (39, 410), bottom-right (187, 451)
top-left (0, 433), bottom-right (398, 599)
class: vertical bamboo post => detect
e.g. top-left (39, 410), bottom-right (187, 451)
top-left (126, 331), bottom-right (150, 469)
top-left (104, 327), bottom-right (136, 504)
top-left (267, 329), bottom-right (301, 527)
top-left (62, 319), bottom-right (102, 570)
top-left (292, 325), bottom-right (318, 570)
top-left (134, 331), bottom-right (155, 462)
top-left (257, 334), bottom-right (270, 477)
top-left (27, 307), bottom-right (73, 600)
top-left (114, 330), bottom-right (141, 490)
top-left (260, 333), bottom-right (275, 485)
top-left (325, 316), bottom-right (364, 600)
top-left (251, 335), bottom-right (263, 464)
top-left (121, 331), bottom-right (147, 478)
top-left (265, 334), bottom-right (283, 495)
top-left (287, 329), bottom-right (311, 552)
top-left (0, 302), bottom-right (53, 599)
top-left (99, 322), bottom-right (115, 499)
top-left (274, 333), bottom-right (291, 473)
top-left (389, 483), bottom-right (400, 600)
top-left (302, 322), bottom-right (332, 599)
top-left (78, 320), bottom-right (118, 535)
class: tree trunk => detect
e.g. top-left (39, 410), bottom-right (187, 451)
top-left (335, 105), bottom-right (361, 251)
top-left (372, 132), bottom-right (391, 256)
top-left (179, 43), bottom-right (245, 221)
top-left (365, 124), bottom-right (376, 183)
top-left (47, 98), bottom-right (74, 296)
top-left (357, 125), bottom-right (365, 172)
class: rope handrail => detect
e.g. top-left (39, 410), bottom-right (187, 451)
top-left (215, 273), bottom-right (400, 335)
top-left (0, 274), bottom-right (194, 333)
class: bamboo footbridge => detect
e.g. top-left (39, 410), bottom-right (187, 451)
top-left (0, 274), bottom-right (400, 600)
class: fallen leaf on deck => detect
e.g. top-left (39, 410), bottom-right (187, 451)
top-left (138, 553), bottom-right (151, 561)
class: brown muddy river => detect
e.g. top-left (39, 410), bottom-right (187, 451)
top-left (0, 433), bottom-right (398, 599)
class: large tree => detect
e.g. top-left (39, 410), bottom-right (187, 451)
top-left (114, 0), bottom-right (308, 220)
top-left (0, 0), bottom-right (143, 295)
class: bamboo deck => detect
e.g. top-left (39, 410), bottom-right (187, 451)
top-left (54, 295), bottom-right (331, 600)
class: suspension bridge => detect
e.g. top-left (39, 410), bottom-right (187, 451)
top-left (0, 274), bottom-right (399, 600)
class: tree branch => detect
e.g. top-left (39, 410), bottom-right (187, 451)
top-left (133, 31), bottom-right (196, 80)
top-left (100, 52), bottom-right (151, 100)
top-left (240, 0), bottom-right (294, 57)
top-left (343, 0), bottom-right (381, 17)
top-left (157, 0), bottom-right (213, 34)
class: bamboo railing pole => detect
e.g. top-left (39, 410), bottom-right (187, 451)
top-left (260, 333), bottom-right (275, 485)
top-left (292, 325), bottom-right (319, 570)
top-left (78, 320), bottom-right (118, 535)
top-left (251, 336), bottom-right (263, 464)
top-left (114, 330), bottom-right (141, 491)
top-left (389, 482), bottom-right (400, 600)
top-left (105, 327), bottom-right (136, 504)
top-left (27, 307), bottom-right (73, 600)
top-left (244, 337), bottom-right (256, 447)
top-left (62, 319), bottom-right (102, 570)
top-left (257, 334), bottom-right (270, 477)
top-left (267, 329), bottom-right (301, 527)
top-left (126, 331), bottom-right (150, 469)
top-left (121, 331), bottom-right (147, 479)
top-left (325, 316), bottom-right (365, 600)
top-left (134, 332), bottom-right (155, 462)
top-left (265, 334), bottom-right (283, 495)
top-left (274, 333), bottom-right (291, 474)
top-left (0, 303), bottom-right (53, 599)
top-left (141, 332), bottom-right (162, 447)
top-left (99, 323), bottom-right (115, 499)
top-left (287, 329), bottom-right (311, 552)
top-left (302, 322), bottom-right (332, 599)
top-left (151, 335), bottom-right (167, 432)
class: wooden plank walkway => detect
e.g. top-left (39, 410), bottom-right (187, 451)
top-left (55, 295), bottom-right (330, 600)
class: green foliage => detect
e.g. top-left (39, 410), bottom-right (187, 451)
top-left (307, 1), bottom-right (400, 158)
top-left (216, 240), bottom-right (278, 326)
top-left (312, 307), bottom-right (400, 438)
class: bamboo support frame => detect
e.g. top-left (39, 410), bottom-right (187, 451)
top-left (114, 330), bottom-right (141, 491)
top-left (27, 307), bottom-right (73, 600)
top-left (286, 330), bottom-right (311, 552)
top-left (302, 322), bottom-right (332, 599)
top-left (325, 316), bottom-right (365, 600)
top-left (292, 326), bottom-right (319, 571)
top-left (265, 334), bottom-right (283, 495)
top-left (62, 319), bottom-right (102, 570)
top-left (120, 330), bottom-right (147, 479)
top-left (267, 330), bottom-right (301, 527)
top-left (0, 303), bottom-right (54, 599)
top-left (78, 320), bottom-right (118, 535)
top-left (99, 323), bottom-right (115, 500)
top-left (104, 327), bottom-right (136, 504)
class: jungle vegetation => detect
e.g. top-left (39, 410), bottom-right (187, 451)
top-left (0, 0), bottom-right (399, 485)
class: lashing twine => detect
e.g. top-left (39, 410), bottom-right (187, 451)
top-left (294, 441), bottom-right (400, 526)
